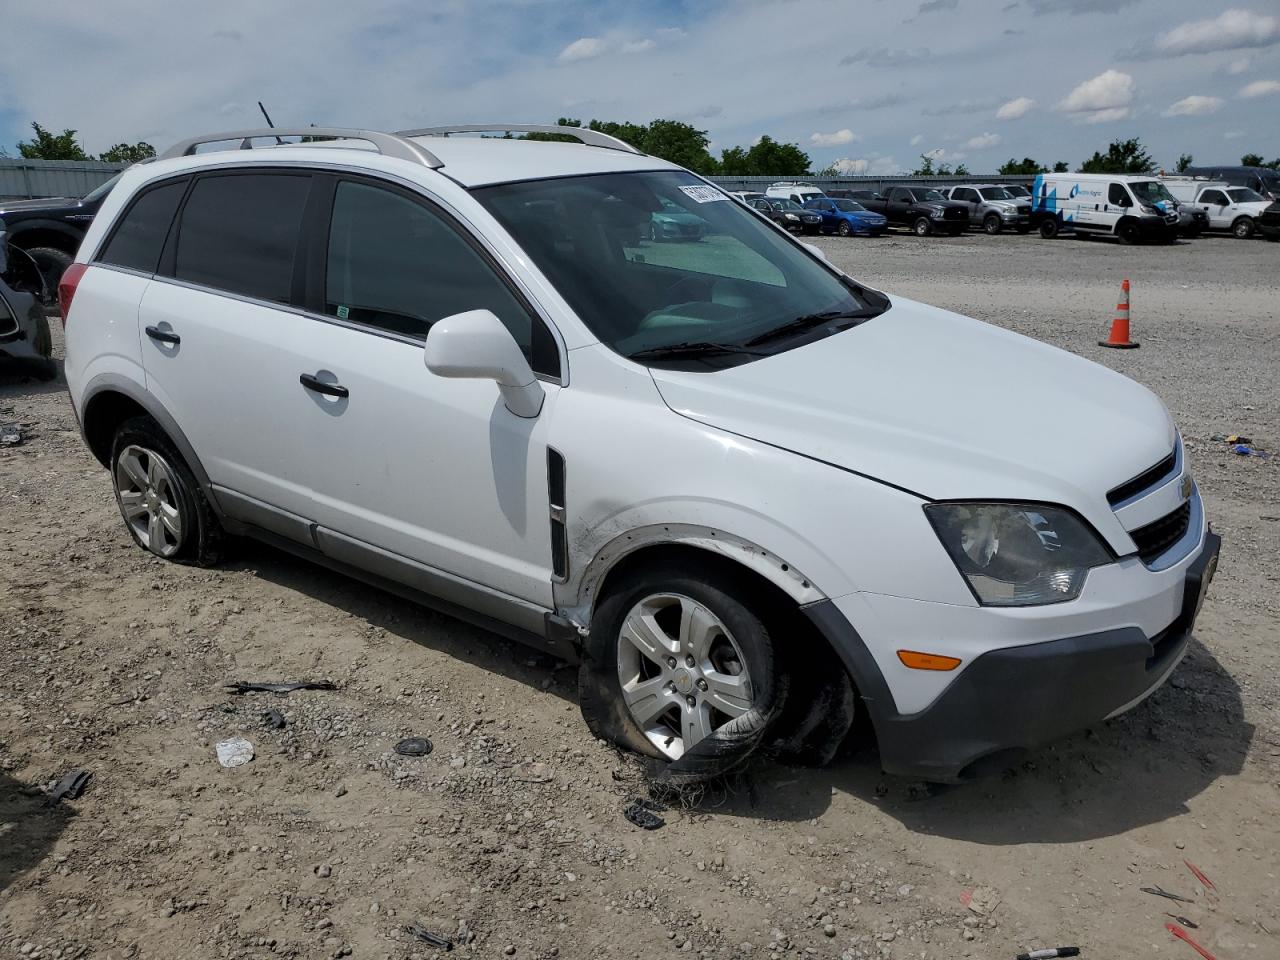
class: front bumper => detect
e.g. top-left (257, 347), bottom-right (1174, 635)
top-left (804, 531), bottom-right (1221, 782)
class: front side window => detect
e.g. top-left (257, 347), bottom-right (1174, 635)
top-left (1108, 183), bottom-right (1130, 206)
top-left (98, 180), bottom-right (186, 273)
top-left (477, 171), bottom-right (886, 367)
top-left (1227, 188), bottom-right (1263, 203)
top-left (175, 173), bottom-right (310, 303)
top-left (1130, 181), bottom-right (1174, 204)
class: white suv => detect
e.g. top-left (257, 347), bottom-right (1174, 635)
top-left (61, 124), bottom-right (1219, 783)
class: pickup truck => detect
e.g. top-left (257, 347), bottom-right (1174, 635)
top-left (845, 185), bottom-right (970, 236)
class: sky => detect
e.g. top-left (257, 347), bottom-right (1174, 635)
top-left (1, 0), bottom-right (1278, 175)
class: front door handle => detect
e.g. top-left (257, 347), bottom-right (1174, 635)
top-left (299, 373), bottom-right (349, 398)
top-left (145, 325), bottom-right (180, 345)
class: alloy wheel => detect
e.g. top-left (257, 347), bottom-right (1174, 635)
top-left (616, 593), bottom-right (753, 760)
top-left (114, 444), bottom-right (185, 557)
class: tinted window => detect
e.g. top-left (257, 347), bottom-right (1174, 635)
top-left (325, 180), bottom-right (540, 365)
top-left (1227, 188), bottom-right (1263, 203)
top-left (1201, 190), bottom-right (1227, 205)
top-left (98, 181), bottom-right (185, 273)
top-left (175, 173), bottom-right (310, 303)
top-left (1108, 183), bottom-right (1129, 206)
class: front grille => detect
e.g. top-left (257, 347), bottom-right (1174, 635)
top-left (1130, 501), bottom-right (1191, 564)
top-left (943, 209), bottom-right (965, 220)
top-left (1108, 449), bottom-right (1177, 506)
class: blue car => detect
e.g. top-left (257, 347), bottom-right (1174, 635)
top-left (803, 197), bottom-right (887, 237)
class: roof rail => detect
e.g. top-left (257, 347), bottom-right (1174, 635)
top-left (157, 128), bottom-right (444, 168)
top-left (395, 124), bottom-right (644, 156)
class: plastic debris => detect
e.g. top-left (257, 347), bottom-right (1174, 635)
top-left (1183, 859), bottom-right (1217, 895)
top-left (1230, 443), bottom-right (1268, 458)
top-left (0, 424), bottom-right (23, 447)
top-left (216, 737), bottom-right (255, 767)
top-left (404, 923), bottom-right (453, 951)
top-left (623, 799), bottom-right (665, 830)
top-left (46, 769), bottom-right (92, 805)
top-left (262, 708), bottom-right (286, 730)
top-left (1141, 884), bottom-right (1193, 904)
top-left (224, 680), bottom-right (336, 695)
top-left (1166, 923), bottom-right (1218, 960)
top-left (393, 737), bottom-right (434, 757)
top-left (1016, 949), bottom-right (1080, 960)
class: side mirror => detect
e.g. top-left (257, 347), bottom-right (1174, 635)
top-left (801, 242), bottom-right (827, 262)
top-left (424, 309), bottom-right (545, 418)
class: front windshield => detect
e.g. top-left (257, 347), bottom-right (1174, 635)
top-left (1228, 187), bottom-right (1264, 203)
top-left (1003, 185), bottom-right (1030, 197)
top-left (477, 171), bottom-right (883, 366)
top-left (1131, 181), bottom-right (1175, 204)
top-left (979, 187), bottom-right (1012, 200)
top-left (832, 199), bottom-right (866, 211)
top-left (775, 199), bottom-right (805, 212)
top-left (82, 173), bottom-right (123, 203)
top-left (919, 189), bottom-right (946, 201)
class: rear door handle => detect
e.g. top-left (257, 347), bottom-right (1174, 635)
top-left (144, 325), bottom-right (180, 345)
top-left (299, 373), bottom-right (349, 398)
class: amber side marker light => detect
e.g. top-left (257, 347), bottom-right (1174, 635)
top-left (897, 650), bottom-right (962, 671)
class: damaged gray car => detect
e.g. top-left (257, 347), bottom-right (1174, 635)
top-left (0, 217), bottom-right (56, 381)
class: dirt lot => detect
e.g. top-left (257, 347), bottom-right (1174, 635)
top-left (3, 231), bottom-right (1278, 960)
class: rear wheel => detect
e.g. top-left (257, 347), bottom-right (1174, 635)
top-left (983, 214), bottom-right (1002, 235)
top-left (1039, 218), bottom-right (1060, 239)
top-left (913, 217), bottom-right (932, 237)
top-left (1232, 216), bottom-right (1256, 239)
top-left (110, 416), bottom-right (224, 566)
top-left (580, 562), bottom-right (783, 783)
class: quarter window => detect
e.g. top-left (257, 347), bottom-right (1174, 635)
top-left (175, 173), bottom-right (310, 303)
top-left (98, 180), bottom-right (186, 274)
top-left (324, 180), bottom-right (549, 371)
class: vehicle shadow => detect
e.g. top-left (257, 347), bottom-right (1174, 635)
top-left (0, 769), bottom-right (73, 895)
top-left (229, 540), bottom-right (579, 706)
top-left (0, 356), bottom-right (64, 393)
top-left (713, 636), bottom-right (1252, 843)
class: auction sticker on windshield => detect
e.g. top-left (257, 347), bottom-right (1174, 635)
top-left (679, 185), bottom-right (729, 203)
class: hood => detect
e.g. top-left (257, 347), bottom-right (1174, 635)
top-left (849, 210), bottom-right (886, 220)
top-left (0, 197), bottom-right (77, 214)
top-left (648, 297), bottom-right (1175, 547)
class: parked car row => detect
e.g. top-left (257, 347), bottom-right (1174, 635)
top-left (723, 174), bottom-right (1280, 245)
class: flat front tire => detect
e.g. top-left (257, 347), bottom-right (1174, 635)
top-left (110, 415), bottom-right (223, 566)
top-left (580, 561), bottom-right (783, 783)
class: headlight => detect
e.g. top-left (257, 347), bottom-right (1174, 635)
top-left (930, 209), bottom-right (945, 218)
top-left (785, 213), bottom-right (800, 221)
top-left (924, 502), bottom-right (1111, 606)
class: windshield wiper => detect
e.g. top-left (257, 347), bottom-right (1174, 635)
top-left (627, 340), bottom-right (769, 361)
top-left (744, 309), bottom-right (876, 347)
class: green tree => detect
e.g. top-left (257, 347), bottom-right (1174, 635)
top-left (1052, 160), bottom-right (1070, 172)
top-left (1175, 152), bottom-right (1193, 173)
top-left (739, 135), bottom-right (810, 177)
top-left (998, 157), bottom-right (1045, 175)
top-left (1240, 153), bottom-right (1264, 167)
top-left (99, 141), bottom-right (156, 164)
top-left (526, 117), bottom-right (718, 173)
top-left (716, 145), bottom-right (753, 176)
top-left (954, 162), bottom-right (970, 176)
top-left (16, 121), bottom-right (89, 160)
top-left (912, 154), bottom-right (936, 176)
top-left (1077, 137), bottom-right (1154, 174)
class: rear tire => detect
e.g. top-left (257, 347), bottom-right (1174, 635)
top-left (22, 247), bottom-right (73, 303)
top-left (1039, 218), bottom-right (1060, 239)
top-left (110, 415), bottom-right (224, 566)
top-left (913, 217), bottom-right (932, 237)
top-left (580, 560), bottom-right (784, 785)
top-left (1232, 216), bottom-right (1256, 239)
top-left (983, 214), bottom-right (1002, 235)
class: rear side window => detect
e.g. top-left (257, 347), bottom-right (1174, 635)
top-left (98, 181), bottom-right (185, 273)
top-left (174, 173), bottom-right (310, 303)
top-left (324, 180), bottom-right (550, 371)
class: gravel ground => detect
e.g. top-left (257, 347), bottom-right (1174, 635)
top-left (2, 231), bottom-right (1278, 960)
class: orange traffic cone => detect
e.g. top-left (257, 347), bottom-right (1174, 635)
top-left (1099, 278), bottom-right (1139, 349)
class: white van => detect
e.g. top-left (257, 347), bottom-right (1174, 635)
top-left (766, 181), bottom-right (826, 205)
top-left (1162, 178), bottom-right (1270, 238)
top-left (1031, 172), bottom-right (1179, 243)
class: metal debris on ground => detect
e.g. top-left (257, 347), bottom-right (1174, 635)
top-left (404, 922), bottom-right (453, 951)
top-left (224, 680), bottom-right (337, 695)
top-left (216, 737), bottom-right (254, 768)
top-left (1165, 923), bottom-right (1218, 960)
top-left (393, 737), bottom-right (433, 757)
top-left (1, 423), bottom-right (23, 446)
top-left (623, 799), bottom-right (665, 830)
top-left (1140, 884), bottom-right (1194, 904)
top-left (262, 708), bottom-right (286, 730)
top-left (46, 769), bottom-right (92, 805)
top-left (1165, 914), bottom-right (1199, 929)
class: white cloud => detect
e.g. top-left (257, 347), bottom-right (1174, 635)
top-left (964, 132), bottom-right (1003, 149)
top-left (910, 133), bottom-right (925, 146)
top-left (1162, 95), bottom-right (1223, 116)
top-left (619, 38), bottom-right (655, 54)
top-left (1226, 56), bottom-right (1251, 75)
top-left (809, 128), bottom-right (859, 147)
top-left (996, 96), bottom-right (1036, 120)
top-left (1155, 9), bottom-right (1280, 57)
top-left (557, 37), bottom-right (608, 63)
top-left (1059, 69), bottom-right (1135, 122)
top-left (833, 155), bottom-right (899, 175)
top-left (1239, 78), bottom-right (1280, 97)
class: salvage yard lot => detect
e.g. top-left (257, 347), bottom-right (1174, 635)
top-left (2, 233), bottom-right (1278, 960)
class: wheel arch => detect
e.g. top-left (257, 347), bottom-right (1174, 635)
top-left (5, 221), bottom-right (84, 253)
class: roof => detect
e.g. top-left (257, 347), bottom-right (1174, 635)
top-left (404, 135), bottom-right (677, 187)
